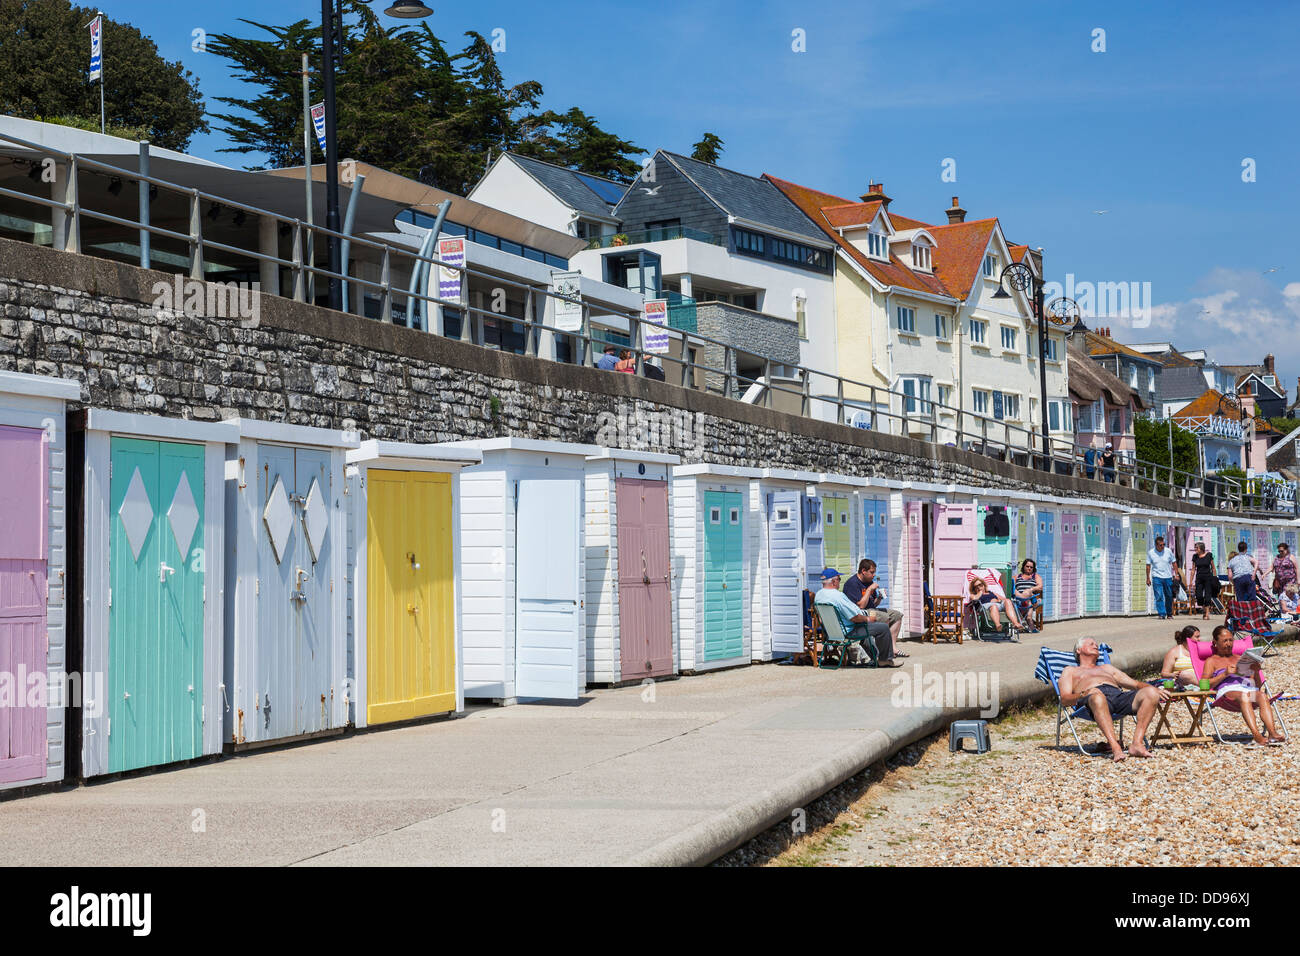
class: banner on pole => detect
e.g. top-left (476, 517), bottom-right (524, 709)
top-left (88, 16), bottom-right (103, 81)
top-left (643, 299), bottom-right (670, 354)
top-left (437, 237), bottom-right (466, 305)
top-left (550, 271), bottom-right (583, 332)
top-left (310, 103), bottom-right (327, 155)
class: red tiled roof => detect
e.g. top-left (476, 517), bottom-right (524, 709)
top-left (1008, 244), bottom-right (1030, 262)
top-left (765, 175), bottom-right (951, 297)
top-left (926, 218), bottom-right (999, 302)
top-left (1170, 389), bottom-right (1232, 422)
top-left (821, 200), bottom-right (885, 228)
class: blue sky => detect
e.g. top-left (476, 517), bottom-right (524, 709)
top-left (119, 0), bottom-right (1299, 390)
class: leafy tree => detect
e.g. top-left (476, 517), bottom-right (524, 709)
top-left (1134, 417), bottom-right (1200, 494)
top-left (0, 0), bottom-right (207, 150)
top-left (515, 108), bottom-right (644, 181)
top-left (207, 3), bottom-right (639, 192)
top-left (690, 132), bottom-right (724, 164)
top-left (40, 113), bottom-right (153, 142)
top-left (1268, 416), bottom-right (1300, 437)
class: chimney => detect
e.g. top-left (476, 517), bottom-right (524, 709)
top-left (946, 196), bottom-right (966, 224)
top-left (1265, 354), bottom-right (1275, 375)
top-left (859, 181), bottom-right (891, 209)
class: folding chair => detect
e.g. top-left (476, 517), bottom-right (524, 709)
top-left (1034, 643), bottom-right (1131, 755)
top-left (926, 594), bottom-right (964, 644)
top-left (1226, 598), bottom-right (1285, 658)
top-left (1188, 638), bottom-right (1290, 743)
top-left (800, 589), bottom-right (822, 666)
top-left (971, 599), bottom-right (1019, 642)
top-left (812, 603), bottom-right (873, 669)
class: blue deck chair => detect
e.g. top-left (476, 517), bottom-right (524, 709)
top-left (1034, 643), bottom-right (1136, 755)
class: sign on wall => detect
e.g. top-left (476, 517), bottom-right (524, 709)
top-left (643, 299), bottom-right (669, 354)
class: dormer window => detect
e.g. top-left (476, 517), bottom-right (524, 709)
top-left (867, 232), bottom-right (889, 260)
top-left (911, 245), bottom-right (932, 271)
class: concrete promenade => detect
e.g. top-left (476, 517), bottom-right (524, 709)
top-left (0, 617), bottom-right (1176, 866)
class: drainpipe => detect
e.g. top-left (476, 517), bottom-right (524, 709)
top-left (405, 229), bottom-right (436, 331)
top-left (339, 172), bottom-right (365, 314)
top-left (418, 199), bottom-right (452, 333)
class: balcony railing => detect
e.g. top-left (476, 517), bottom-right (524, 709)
top-left (664, 290), bottom-right (697, 333)
top-left (586, 226), bottom-right (724, 250)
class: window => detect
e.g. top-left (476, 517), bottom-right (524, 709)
top-left (1128, 365), bottom-right (1138, 388)
top-left (938, 384), bottom-right (952, 408)
top-left (1048, 400), bottom-right (1061, 432)
top-left (969, 319), bottom-right (987, 345)
top-left (795, 296), bottom-right (807, 339)
top-left (1000, 326), bottom-right (1017, 351)
top-left (735, 228), bottom-right (765, 256)
top-left (1147, 368), bottom-right (1156, 393)
top-left (896, 306), bottom-right (916, 333)
top-left (934, 313), bottom-right (950, 339)
top-left (899, 376), bottom-right (932, 415)
top-left (983, 254), bottom-right (997, 277)
top-left (1002, 393), bottom-right (1021, 419)
top-left (1044, 336), bottom-right (1059, 362)
top-left (973, 389), bottom-right (990, 415)
top-left (1109, 408), bottom-right (1126, 434)
top-left (911, 245), bottom-right (931, 271)
top-left (867, 232), bottom-right (889, 260)
top-left (770, 236), bottom-right (830, 269)
top-left (1076, 402), bottom-right (1094, 432)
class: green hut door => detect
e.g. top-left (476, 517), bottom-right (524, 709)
top-left (108, 438), bottom-right (206, 773)
top-left (702, 491), bottom-right (743, 661)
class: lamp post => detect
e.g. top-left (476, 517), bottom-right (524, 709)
top-left (992, 261), bottom-right (1077, 471)
top-left (319, 0), bottom-right (432, 311)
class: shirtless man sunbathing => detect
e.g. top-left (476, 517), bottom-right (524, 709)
top-left (1059, 637), bottom-right (1170, 761)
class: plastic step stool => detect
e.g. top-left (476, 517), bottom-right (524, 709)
top-left (949, 719), bottom-right (991, 754)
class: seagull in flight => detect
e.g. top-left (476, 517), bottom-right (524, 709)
top-left (1263, 266), bottom-right (1282, 274)
top-left (1092, 210), bottom-right (1109, 215)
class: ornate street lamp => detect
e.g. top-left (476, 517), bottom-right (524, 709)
top-left (319, 0), bottom-right (432, 311)
top-left (992, 261), bottom-right (1077, 470)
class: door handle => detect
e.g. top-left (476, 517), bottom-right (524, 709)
top-left (407, 603), bottom-right (420, 615)
top-left (159, 562), bottom-right (175, 583)
top-left (123, 691), bottom-right (130, 700)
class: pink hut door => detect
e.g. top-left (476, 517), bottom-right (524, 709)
top-left (616, 478), bottom-right (673, 679)
top-left (0, 425), bottom-right (48, 785)
top-left (933, 503), bottom-right (976, 597)
top-left (1059, 514), bottom-right (1079, 616)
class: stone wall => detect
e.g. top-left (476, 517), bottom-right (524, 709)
top-left (0, 237), bottom-right (1225, 515)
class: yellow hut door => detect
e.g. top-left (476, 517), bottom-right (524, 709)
top-left (366, 470), bottom-right (455, 724)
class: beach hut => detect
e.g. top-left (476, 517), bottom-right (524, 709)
top-left (584, 449), bottom-right (681, 685)
top-left (0, 371), bottom-right (80, 791)
top-left (1036, 507), bottom-right (1057, 621)
top-left (452, 438), bottom-right (595, 703)
top-left (671, 463), bottom-right (761, 673)
top-left (1105, 514), bottom-right (1126, 614)
top-left (346, 441), bottom-right (481, 728)
top-left (814, 475), bottom-right (861, 587)
top-left (1059, 512), bottom-right (1080, 617)
top-left (932, 500), bottom-right (977, 599)
top-left (861, 488), bottom-right (892, 599)
top-left (752, 469), bottom-right (814, 661)
top-left (976, 500), bottom-right (1013, 572)
top-left (902, 496), bottom-right (925, 636)
top-left (223, 419), bottom-right (356, 748)
top-left (1129, 516), bottom-right (1150, 615)
top-left (75, 410), bottom-right (236, 778)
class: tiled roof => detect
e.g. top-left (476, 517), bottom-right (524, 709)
top-left (1079, 328), bottom-right (1158, 363)
top-left (508, 153), bottom-right (623, 218)
top-left (1008, 243), bottom-right (1030, 262)
top-left (1170, 389), bottom-right (1233, 422)
top-left (660, 152), bottom-right (826, 241)
top-left (1067, 346), bottom-right (1143, 408)
top-left (765, 176), bottom-right (962, 298)
top-left (926, 218), bottom-right (999, 302)
top-left (822, 200), bottom-right (885, 228)
top-left (1158, 348), bottom-right (1199, 368)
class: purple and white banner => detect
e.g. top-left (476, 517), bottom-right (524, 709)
top-left (88, 15), bottom-right (103, 81)
top-left (643, 299), bottom-right (670, 354)
top-left (437, 237), bottom-right (465, 304)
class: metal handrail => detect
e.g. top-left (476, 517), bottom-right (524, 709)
top-left (1, 129), bottom-right (1291, 514)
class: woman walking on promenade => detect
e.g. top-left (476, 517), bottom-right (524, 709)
top-left (1190, 540), bottom-right (1218, 620)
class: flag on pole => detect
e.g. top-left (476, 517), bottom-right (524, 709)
top-left (88, 15), bottom-right (103, 81)
top-left (310, 103), bottom-right (327, 155)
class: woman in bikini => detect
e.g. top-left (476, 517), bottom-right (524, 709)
top-left (1159, 624), bottom-right (1199, 688)
top-left (1012, 559), bottom-right (1044, 632)
top-left (1201, 625), bottom-right (1285, 746)
top-left (968, 577), bottom-right (1024, 630)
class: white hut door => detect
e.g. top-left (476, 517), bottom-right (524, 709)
top-left (515, 479), bottom-right (581, 699)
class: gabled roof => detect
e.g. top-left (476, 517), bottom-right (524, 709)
top-left (1008, 244), bottom-right (1030, 262)
top-left (652, 152), bottom-right (826, 241)
top-left (1235, 370), bottom-right (1284, 397)
top-left (1157, 348), bottom-right (1200, 369)
top-left (822, 200), bottom-right (886, 229)
top-left (764, 176), bottom-right (953, 298)
top-left (506, 152), bottom-right (624, 219)
top-left (1077, 328), bottom-right (1161, 364)
top-left (1067, 346), bottom-right (1144, 408)
top-left (926, 218), bottom-right (999, 302)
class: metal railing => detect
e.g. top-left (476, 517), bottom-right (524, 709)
top-left (0, 129), bottom-right (1288, 515)
top-left (584, 225), bottom-right (723, 249)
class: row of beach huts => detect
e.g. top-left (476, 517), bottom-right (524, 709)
top-left (1, 368), bottom-right (1294, 792)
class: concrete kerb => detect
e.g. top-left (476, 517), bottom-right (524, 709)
top-left (626, 643), bottom-right (1171, 866)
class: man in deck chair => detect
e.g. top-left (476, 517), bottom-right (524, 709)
top-left (814, 568), bottom-right (897, 666)
top-left (1059, 637), bottom-right (1169, 761)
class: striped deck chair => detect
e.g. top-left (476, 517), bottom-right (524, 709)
top-left (1226, 598), bottom-right (1285, 658)
top-left (1034, 643), bottom-right (1134, 755)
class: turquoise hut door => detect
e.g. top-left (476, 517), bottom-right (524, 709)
top-left (108, 437), bottom-right (205, 773)
top-left (702, 491), bottom-right (743, 661)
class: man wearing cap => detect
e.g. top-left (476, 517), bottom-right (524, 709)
top-left (813, 567), bottom-right (897, 666)
top-left (1100, 443), bottom-right (1117, 483)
